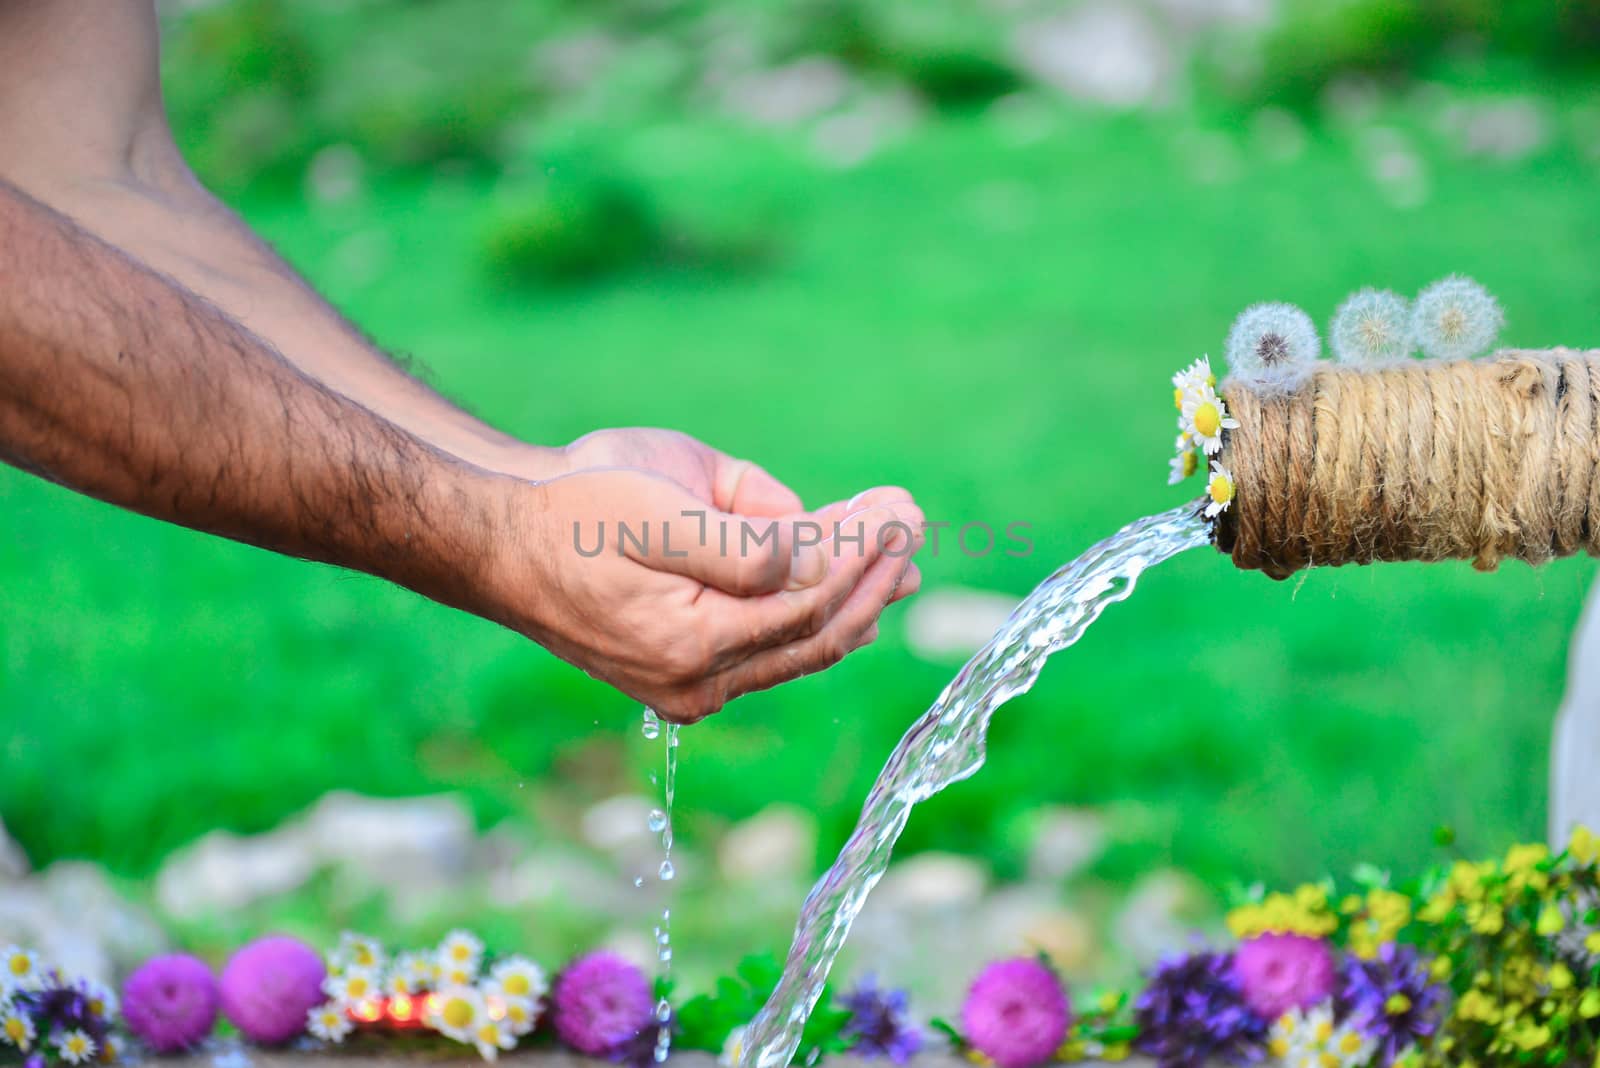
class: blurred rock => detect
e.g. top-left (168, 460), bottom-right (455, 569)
top-left (158, 791), bottom-right (475, 919)
top-left (487, 846), bottom-right (632, 915)
top-left (1443, 97), bottom-right (1551, 161)
top-left (531, 31), bottom-right (619, 93)
top-left (811, 88), bottom-right (923, 169)
top-left (1114, 868), bottom-right (1210, 966)
top-left (904, 587), bottom-right (1017, 660)
top-left (305, 144), bottom-right (364, 205)
top-left (718, 805), bottom-right (817, 883)
top-left (1025, 807), bottom-right (1107, 882)
top-left (0, 862), bottom-right (167, 983)
top-left (156, 826), bottom-right (317, 919)
top-left (1012, 6), bottom-right (1172, 109)
top-left (978, 885), bottom-right (1097, 975)
top-left (875, 852), bottom-right (989, 911)
top-left (724, 57), bottom-right (851, 127)
top-left (0, 817), bottom-right (28, 880)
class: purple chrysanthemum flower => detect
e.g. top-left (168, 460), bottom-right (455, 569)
top-left (959, 958), bottom-right (1071, 1068)
top-left (840, 976), bottom-right (922, 1063)
top-left (123, 954), bottom-right (220, 1053)
top-left (551, 952), bottom-right (654, 1058)
top-left (1233, 933), bottom-right (1336, 1019)
top-left (1337, 943), bottom-right (1445, 1066)
top-left (219, 935), bottom-right (326, 1045)
top-left (1134, 950), bottom-right (1268, 1068)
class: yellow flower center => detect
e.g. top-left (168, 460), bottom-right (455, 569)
top-left (5, 1018), bottom-right (26, 1042)
top-left (1209, 474), bottom-right (1234, 505)
top-left (354, 947), bottom-right (375, 967)
top-left (442, 997), bottom-right (475, 1030)
top-left (1193, 402), bottom-right (1221, 438)
top-left (450, 944), bottom-right (472, 962)
top-left (1173, 387), bottom-right (1183, 410)
top-left (348, 977), bottom-right (369, 998)
top-left (1313, 1019), bottom-right (1333, 1043)
top-left (477, 1023), bottom-right (501, 1045)
top-left (1339, 1032), bottom-right (1364, 1054)
top-left (1182, 451), bottom-right (1198, 479)
top-left (502, 974), bottom-right (530, 997)
top-left (8, 956), bottom-right (29, 976)
top-left (1385, 993), bottom-right (1412, 1016)
top-left (67, 1037), bottom-right (87, 1055)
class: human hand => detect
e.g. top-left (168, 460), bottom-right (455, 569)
top-left (490, 466), bottom-right (923, 723)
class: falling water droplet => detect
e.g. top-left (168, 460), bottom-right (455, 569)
top-left (658, 947), bottom-right (673, 963)
top-left (633, 877), bottom-right (645, 888)
top-left (641, 709), bottom-right (661, 740)
top-left (656, 999), bottom-right (671, 1023)
top-left (658, 859), bottom-right (675, 880)
top-left (648, 808), bottom-right (667, 833)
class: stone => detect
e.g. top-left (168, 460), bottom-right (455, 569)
top-left (307, 791), bottom-right (474, 889)
top-left (0, 861), bottom-right (166, 983)
top-left (1011, 5), bottom-right (1172, 109)
top-left (978, 885), bottom-right (1098, 975)
top-left (874, 852), bottom-right (989, 911)
top-left (1025, 807), bottom-right (1108, 882)
top-left (1552, 577), bottom-right (1600, 844)
top-left (723, 57), bottom-right (852, 127)
top-left (156, 827), bottom-right (318, 919)
top-left (903, 588), bottom-right (1019, 660)
top-left (1115, 868), bottom-right (1210, 966)
top-left (0, 817), bottom-right (28, 880)
top-left (717, 805), bottom-right (817, 883)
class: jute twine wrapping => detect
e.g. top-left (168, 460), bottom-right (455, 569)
top-left (1215, 347), bottom-right (1600, 580)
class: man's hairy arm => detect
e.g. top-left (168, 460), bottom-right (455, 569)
top-left (0, 179), bottom-right (508, 611)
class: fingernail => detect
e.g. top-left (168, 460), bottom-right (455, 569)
top-left (786, 544), bottom-right (828, 589)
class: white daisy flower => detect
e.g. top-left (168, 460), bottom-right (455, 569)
top-left (1268, 1003), bottom-right (1373, 1068)
top-left (1181, 384), bottom-right (1240, 456)
top-left (1171, 356), bottom-right (1217, 410)
top-left (1331, 288), bottom-right (1412, 365)
top-left (720, 1024), bottom-right (748, 1068)
top-left (1, 1007), bottom-right (35, 1051)
top-left (1225, 302), bottom-right (1321, 387)
top-left (1411, 275), bottom-right (1502, 361)
top-left (82, 980), bottom-right (117, 1020)
top-left (471, 1016), bottom-right (517, 1062)
top-left (56, 1028), bottom-right (97, 1065)
top-left (102, 1033), bottom-right (126, 1063)
top-left (436, 962), bottom-right (476, 989)
top-left (488, 957), bottom-right (548, 1002)
top-left (307, 1002), bottom-right (354, 1044)
top-left (1205, 461), bottom-right (1236, 518)
top-left (323, 965), bottom-right (381, 1007)
top-left (1, 947), bottom-right (42, 992)
top-left (333, 932), bottom-right (386, 974)
top-left (1168, 448), bottom-right (1200, 486)
top-left (437, 931), bottom-right (484, 973)
top-left (482, 981), bottom-right (540, 1037)
top-left (426, 986), bottom-right (486, 1044)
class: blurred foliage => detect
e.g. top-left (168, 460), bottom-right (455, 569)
top-left (1243, 0), bottom-right (1600, 108)
top-left (676, 953), bottom-right (852, 1057)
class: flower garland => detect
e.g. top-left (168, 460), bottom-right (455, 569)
top-left (7, 823), bottom-right (1599, 1067)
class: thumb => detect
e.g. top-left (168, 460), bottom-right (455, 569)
top-left (623, 481), bottom-right (828, 596)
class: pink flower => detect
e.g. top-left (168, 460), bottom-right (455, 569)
top-left (959, 958), bottom-right (1071, 1068)
top-left (123, 954), bottom-right (220, 1052)
top-left (551, 951), bottom-right (653, 1057)
top-left (218, 936), bottom-right (326, 1045)
top-left (1232, 933), bottom-right (1335, 1019)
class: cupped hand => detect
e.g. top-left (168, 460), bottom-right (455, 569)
top-left (493, 465), bottom-right (923, 723)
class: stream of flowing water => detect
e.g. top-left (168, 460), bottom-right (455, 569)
top-left (740, 503), bottom-right (1210, 1068)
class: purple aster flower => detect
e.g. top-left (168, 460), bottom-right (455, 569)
top-left (1233, 933), bottom-right (1336, 1019)
top-left (1134, 950), bottom-right (1267, 1068)
top-left (959, 957), bottom-right (1071, 1068)
top-left (1337, 943), bottom-right (1445, 1066)
top-left (23, 1053), bottom-right (47, 1068)
top-left (123, 954), bottom-right (220, 1053)
top-left (219, 935), bottom-right (326, 1045)
top-left (551, 951), bottom-right (654, 1057)
top-left (840, 976), bottom-right (922, 1063)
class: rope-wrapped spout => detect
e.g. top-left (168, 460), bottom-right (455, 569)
top-left (1215, 347), bottom-right (1600, 580)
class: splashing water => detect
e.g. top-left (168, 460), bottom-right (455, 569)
top-left (740, 504), bottom-right (1210, 1068)
top-left (641, 708), bottom-right (682, 1063)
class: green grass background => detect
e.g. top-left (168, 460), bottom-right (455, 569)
top-left (4, 47), bottom-right (1600, 909)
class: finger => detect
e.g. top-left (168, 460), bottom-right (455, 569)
top-left (695, 504), bottom-right (909, 662)
top-left (715, 456), bottom-right (805, 517)
top-left (712, 545), bottom-right (914, 701)
top-left (888, 561), bottom-right (922, 605)
top-left (810, 487), bottom-right (926, 554)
